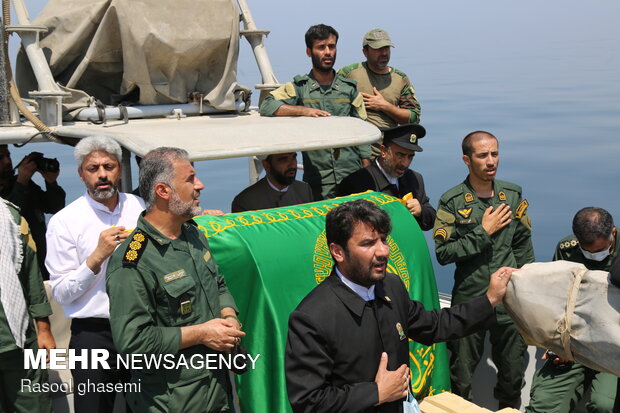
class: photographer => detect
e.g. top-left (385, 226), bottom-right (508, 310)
top-left (0, 145), bottom-right (65, 280)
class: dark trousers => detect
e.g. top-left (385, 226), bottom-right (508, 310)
top-left (0, 347), bottom-right (52, 413)
top-left (448, 321), bottom-right (527, 409)
top-left (70, 318), bottom-right (131, 413)
top-left (526, 360), bottom-right (616, 413)
top-left (614, 378), bottom-right (620, 413)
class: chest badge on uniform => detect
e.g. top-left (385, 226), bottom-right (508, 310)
top-left (164, 269), bottom-right (187, 283)
top-left (180, 299), bottom-right (192, 315)
top-left (384, 296), bottom-right (391, 302)
top-left (498, 191), bottom-right (507, 201)
top-left (464, 192), bottom-right (474, 203)
top-left (396, 322), bottom-right (406, 341)
top-left (457, 208), bottom-right (472, 219)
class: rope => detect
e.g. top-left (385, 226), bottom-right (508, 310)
top-left (557, 266), bottom-right (588, 361)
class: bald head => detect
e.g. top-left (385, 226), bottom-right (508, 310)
top-left (462, 131), bottom-right (498, 157)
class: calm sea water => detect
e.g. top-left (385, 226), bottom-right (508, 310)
top-left (7, 1), bottom-right (620, 293)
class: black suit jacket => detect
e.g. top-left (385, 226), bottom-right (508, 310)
top-left (336, 162), bottom-right (436, 231)
top-left (285, 272), bottom-right (496, 413)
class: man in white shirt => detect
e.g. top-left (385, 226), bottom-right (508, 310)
top-left (46, 136), bottom-right (144, 413)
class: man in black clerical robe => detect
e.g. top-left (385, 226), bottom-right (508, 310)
top-left (285, 199), bottom-right (513, 413)
top-left (232, 152), bottom-right (313, 212)
top-left (337, 124), bottom-right (435, 231)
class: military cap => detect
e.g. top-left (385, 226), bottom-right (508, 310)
top-left (363, 29), bottom-right (395, 49)
top-left (381, 123), bottom-right (426, 152)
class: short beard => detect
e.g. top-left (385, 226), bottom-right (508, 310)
top-left (169, 189), bottom-right (200, 219)
top-left (379, 158), bottom-right (403, 179)
top-left (270, 169), bottom-right (296, 187)
top-left (90, 183), bottom-right (118, 200)
top-left (342, 249), bottom-right (387, 288)
top-left (311, 53), bottom-right (335, 74)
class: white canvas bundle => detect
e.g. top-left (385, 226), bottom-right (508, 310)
top-left (504, 261), bottom-right (620, 376)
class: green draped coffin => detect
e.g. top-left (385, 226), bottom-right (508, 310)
top-left (194, 191), bottom-right (449, 412)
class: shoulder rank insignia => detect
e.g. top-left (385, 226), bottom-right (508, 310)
top-left (434, 228), bottom-right (448, 241)
top-left (123, 231), bottom-right (148, 267)
top-left (498, 191), bottom-right (507, 201)
top-left (515, 199), bottom-right (529, 219)
top-left (560, 239), bottom-right (579, 250)
top-left (464, 192), bottom-right (474, 203)
top-left (457, 208), bottom-right (472, 219)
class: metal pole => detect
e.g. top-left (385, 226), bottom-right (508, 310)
top-left (0, 16), bottom-right (10, 125)
top-left (236, 0), bottom-right (279, 96)
top-left (10, 0), bottom-right (59, 93)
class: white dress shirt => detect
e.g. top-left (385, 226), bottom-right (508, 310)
top-left (335, 267), bottom-right (376, 301)
top-left (266, 176), bottom-right (289, 193)
top-left (46, 192), bottom-right (145, 318)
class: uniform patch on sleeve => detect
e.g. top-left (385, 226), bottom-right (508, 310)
top-left (122, 232), bottom-right (148, 267)
top-left (436, 208), bottom-right (456, 224)
top-left (520, 214), bottom-right (532, 231)
top-left (351, 93), bottom-right (367, 120)
top-left (434, 228), bottom-right (448, 241)
top-left (433, 209), bottom-right (456, 241)
top-left (515, 199), bottom-right (529, 219)
top-left (270, 82), bottom-right (297, 100)
top-left (19, 217), bottom-right (37, 252)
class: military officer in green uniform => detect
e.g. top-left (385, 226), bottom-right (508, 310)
top-left (0, 198), bottom-right (55, 413)
top-left (106, 147), bottom-right (244, 413)
top-left (259, 24), bottom-right (370, 200)
top-left (526, 207), bottom-right (618, 413)
top-left (433, 131), bottom-right (534, 409)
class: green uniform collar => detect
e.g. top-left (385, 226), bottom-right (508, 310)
top-left (136, 213), bottom-right (197, 246)
top-left (461, 177), bottom-right (504, 205)
top-left (306, 70), bottom-right (342, 92)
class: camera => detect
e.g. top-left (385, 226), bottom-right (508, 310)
top-left (29, 152), bottom-right (60, 173)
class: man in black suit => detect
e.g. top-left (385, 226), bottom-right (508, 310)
top-left (336, 124), bottom-right (435, 230)
top-left (285, 199), bottom-right (514, 413)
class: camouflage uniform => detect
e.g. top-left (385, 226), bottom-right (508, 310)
top-left (338, 62), bottom-right (420, 128)
top-left (338, 62), bottom-right (421, 157)
top-left (0, 200), bottom-right (53, 413)
top-left (106, 214), bottom-right (238, 413)
top-left (525, 231), bottom-right (619, 413)
top-left (433, 178), bottom-right (534, 408)
top-left (259, 72), bottom-right (369, 200)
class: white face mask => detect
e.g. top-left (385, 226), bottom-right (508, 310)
top-left (579, 234), bottom-right (614, 262)
top-left (580, 247), bottom-right (611, 262)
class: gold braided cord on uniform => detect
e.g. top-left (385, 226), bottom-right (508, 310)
top-left (196, 193), bottom-right (400, 239)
